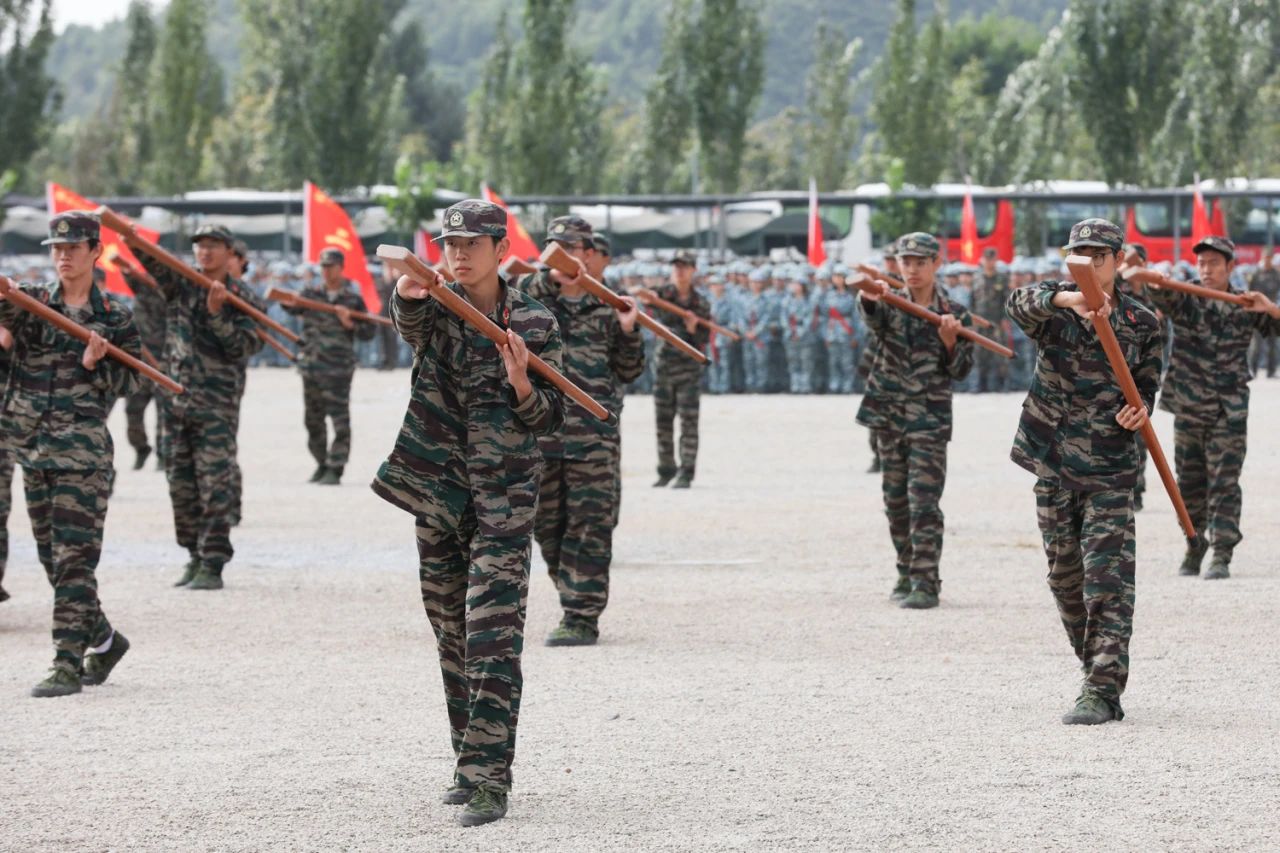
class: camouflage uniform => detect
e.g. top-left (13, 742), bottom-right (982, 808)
top-left (649, 259), bottom-right (711, 484)
top-left (0, 233), bottom-right (141, 677)
top-left (856, 234), bottom-right (974, 602)
top-left (822, 283), bottom-right (858, 393)
top-left (972, 263), bottom-right (1012, 392)
top-left (141, 225), bottom-right (263, 581)
top-left (1007, 219), bottom-right (1163, 720)
top-left (521, 267), bottom-right (644, 635)
top-left (282, 272), bottom-right (377, 477)
top-left (0, 344), bottom-right (11, 602)
top-left (1247, 264), bottom-right (1280, 377)
top-left (1148, 237), bottom-right (1280, 568)
top-left (120, 267), bottom-right (167, 465)
top-left (371, 200), bottom-right (564, 794)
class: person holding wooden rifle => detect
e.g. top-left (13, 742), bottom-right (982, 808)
top-left (858, 243), bottom-right (901, 473)
top-left (113, 262), bottom-right (168, 471)
top-left (1144, 236), bottom-right (1280, 580)
top-left (138, 224), bottom-right (263, 591)
top-left (370, 200), bottom-right (565, 826)
top-left (277, 247), bottom-right (377, 485)
top-left (1006, 218), bottom-right (1162, 726)
top-left (0, 212), bottom-right (141, 697)
top-left (1247, 249), bottom-right (1280, 377)
top-left (857, 232), bottom-right (974, 610)
top-left (972, 247), bottom-right (1012, 393)
top-left (511, 215), bottom-right (643, 647)
top-left (1115, 243), bottom-right (1158, 511)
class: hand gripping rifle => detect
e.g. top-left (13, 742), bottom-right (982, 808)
top-left (849, 274), bottom-right (1014, 359)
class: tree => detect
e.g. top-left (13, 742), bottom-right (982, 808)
top-left (804, 23), bottom-right (861, 190)
top-left (147, 0), bottom-right (223, 192)
top-left (870, 0), bottom-right (950, 188)
top-left (740, 108), bottom-right (806, 191)
top-left (387, 20), bottom-right (466, 164)
top-left (633, 0), bottom-right (694, 193)
top-left (0, 0), bottom-right (60, 188)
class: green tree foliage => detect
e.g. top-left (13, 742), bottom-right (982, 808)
top-left (387, 20), bottom-right (466, 164)
top-left (0, 0), bottom-right (60, 187)
top-left (740, 108), bottom-right (807, 191)
top-left (634, 0), bottom-right (694, 193)
top-left (147, 0), bottom-right (223, 193)
top-left (804, 23), bottom-right (862, 190)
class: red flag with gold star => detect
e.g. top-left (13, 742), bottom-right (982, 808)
top-left (303, 181), bottom-right (379, 312)
top-left (481, 184), bottom-right (540, 262)
top-left (46, 182), bottom-right (159, 296)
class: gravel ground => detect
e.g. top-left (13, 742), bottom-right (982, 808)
top-left (2, 368), bottom-right (1278, 851)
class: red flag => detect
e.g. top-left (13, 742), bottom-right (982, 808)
top-left (1210, 200), bottom-right (1227, 237)
top-left (414, 229), bottom-right (441, 264)
top-left (46, 182), bottom-right (159, 296)
top-left (303, 180), bottom-right (380, 313)
top-left (959, 191), bottom-right (979, 263)
top-left (807, 178), bottom-right (826, 267)
top-left (1191, 186), bottom-right (1212, 244)
top-left (481, 184), bottom-right (540, 262)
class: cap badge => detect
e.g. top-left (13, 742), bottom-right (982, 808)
top-left (1079, 226), bottom-right (1092, 238)
top-left (553, 223), bottom-right (566, 234)
top-left (906, 239), bottom-right (917, 249)
top-left (57, 219), bottom-right (70, 234)
top-left (448, 211), bottom-right (464, 228)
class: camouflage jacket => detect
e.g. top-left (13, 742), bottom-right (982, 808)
top-left (1249, 268), bottom-right (1280, 301)
top-left (120, 268), bottom-right (168, 354)
top-left (519, 270), bottom-right (644, 460)
top-left (972, 270), bottom-right (1011, 322)
top-left (1148, 283), bottom-right (1280, 427)
top-left (281, 281), bottom-right (377, 375)
top-left (649, 282), bottom-right (711, 383)
top-left (371, 279), bottom-right (565, 538)
top-left (855, 287), bottom-right (974, 439)
top-left (140, 256), bottom-right (264, 416)
top-left (1007, 281), bottom-right (1162, 490)
top-left (0, 281), bottom-right (141, 471)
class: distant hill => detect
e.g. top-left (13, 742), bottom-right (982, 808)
top-left (47, 0), bottom-right (1066, 122)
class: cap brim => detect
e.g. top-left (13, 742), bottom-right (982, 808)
top-left (1192, 240), bottom-right (1233, 259)
top-left (895, 249), bottom-right (936, 257)
top-left (1063, 240), bottom-right (1113, 251)
top-left (41, 237), bottom-right (89, 246)
top-left (436, 231), bottom-right (504, 242)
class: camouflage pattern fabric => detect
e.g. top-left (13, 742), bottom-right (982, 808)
top-left (972, 268), bottom-right (1012, 392)
top-left (1007, 281), bottom-right (1162, 490)
top-left (877, 428), bottom-right (949, 592)
top-left (519, 270), bottom-right (644, 627)
top-left (1174, 416), bottom-right (1247, 556)
top-left (648, 283), bottom-right (710, 479)
top-left (0, 282), bottom-right (139, 673)
top-left (121, 271), bottom-right (168, 455)
top-left (140, 256), bottom-right (263, 571)
top-left (822, 287), bottom-right (859, 393)
top-left (0, 346), bottom-right (9, 599)
top-left (372, 279), bottom-right (564, 792)
top-left (1248, 268), bottom-right (1280, 376)
top-left (1034, 480), bottom-right (1135, 719)
top-left (283, 282), bottom-right (377, 469)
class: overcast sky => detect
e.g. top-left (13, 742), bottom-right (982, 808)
top-left (52, 0), bottom-right (152, 32)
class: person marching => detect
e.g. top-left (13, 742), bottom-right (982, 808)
top-left (643, 250), bottom-right (710, 488)
top-left (139, 225), bottom-right (263, 590)
top-left (1147, 236), bottom-right (1280, 579)
top-left (1006, 218), bottom-right (1163, 725)
top-left (972, 247), bottom-right (1012, 393)
top-left (857, 233), bottom-right (974, 609)
top-left (517, 216), bottom-right (644, 647)
top-left (371, 200), bottom-right (565, 826)
top-left (0, 324), bottom-right (13, 604)
top-left (0, 212), bottom-right (140, 697)
top-left (281, 247), bottom-right (377, 485)
top-left (117, 263), bottom-right (167, 470)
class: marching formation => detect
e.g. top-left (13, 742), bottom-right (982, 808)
top-left (4, 201), bottom-right (1280, 827)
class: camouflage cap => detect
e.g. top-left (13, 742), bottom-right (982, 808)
top-left (1192, 235), bottom-right (1235, 261)
top-left (895, 232), bottom-right (940, 258)
top-left (672, 249), bottom-right (697, 267)
top-left (1063, 218), bottom-right (1123, 253)
top-left (882, 241), bottom-right (899, 259)
top-left (591, 233), bottom-right (612, 255)
top-left (318, 247), bottom-right (345, 266)
top-left (438, 199), bottom-right (507, 240)
top-left (545, 215), bottom-right (593, 246)
top-left (1123, 242), bottom-right (1148, 263)
top-left (191, 223), bottom-right (235, 246)
top-left (231, 239), bottom-right (250, 260)
top-left (42, 210), bottom-right (100, 246)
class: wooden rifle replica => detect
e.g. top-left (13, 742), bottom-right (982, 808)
top-left (0, 274), bottom-right (185, 394)
top-left (376, 245), bottom-right (611, 422)
top-left (96, 206), bottom-right (302, 345)
top-left (1119, 266), bottom-right (1249, 307)
top-left (1064, 254), bottom-right (1195, 540)
top-left (848, 274), bottom-right (1014, 359)
top-left (501, 257), bottom-right (539, 278)
top-left (633, 287), bottom-right (742, 342)
top-left (857, 262), bottom-right (996, 330)
top-left (264, 287), bottom-right (393, 327)
top-left (539, 243), bottom-right (712, 361)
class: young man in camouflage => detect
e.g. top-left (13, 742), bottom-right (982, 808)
top-left (857, 232), bottom-right (974, 610)
top-left (117, 264), bottom-right (167, 470)
top-left (140, 225), bottom-right (263, 591)
top-left (644, 250), bottom-right (710, 488)
top-left (972, 247), bottom-right (1012, 393)
top-left (371, 200), bottom-right (564, 827)
top-left (281, 247), bottom-right (377, 485)
top-left (1148, 236), bottom-right (1280, 579)
top-left (1007, 218), bottom-right (1162, 725)
top-left (0, 212), bottom-right (140, 697)
top-left (1247, 249), bottom-right (1279, 377)
top-left (516, 216), bottom-right (643, 647)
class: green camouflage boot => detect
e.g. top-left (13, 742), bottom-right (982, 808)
top-left (899, 581), bottom-right (939, 610)
top-left (318, 466), bottom-right (343, 486)
top-left (441, 785), bottom-right (474, 806)
top-left (187, 563), bottom-right (225, 591)
top-left (173, 555), bottom-right (200, 587)
top-left (309, 464), bottom-right (327, 483)
top-left (81, 631), bottom-right (130, 686)
top-left (652, 472), bottom-right (675, 487)
top-left (31, 667), bottom-right (83, 698)
top-left (458, 785), bottom-right (508, 827)
top-left (672, 472), bottom-right (693, 489)
top-left (1178, 538), bottom-right (1208, 576)
top-left (545, 619), bottom-right (599, 647)
top-left (1061, 690), bottom-right (1116, 725)
top-left (890, 573), bottom-right (911, 601)
top-left (1203, 551), bottom-right (1231, 580)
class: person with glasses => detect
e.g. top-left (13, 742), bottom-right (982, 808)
top-left (1007, 218), bottom-right (1162, 726)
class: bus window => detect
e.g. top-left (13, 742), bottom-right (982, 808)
top-left (1236, 197), bottom-right (1279, 246)
top-left (940, 200), bottom-right (997, 238)
top-left (1134, 202), bottom-right (1191, 238)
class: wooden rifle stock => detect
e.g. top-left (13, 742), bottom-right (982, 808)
top-left (849, 274), bottom-right (1014, 359)
top-left (501, 258), bottom-right (539, 277)
top-left (95, 206), bottom-right (302, 344)
top-left (376, 245), bottom-right (611, 422)
top-left (0, 275), bottom-right (185, 395)
top-left (539, 243), bottom-right (710, 363)
top-left (1065, 254), bottom-right (1195, 540)
top-left (634, 288), bottom-right (742, 342)
top-left (264, 286), bottom-right (393, 327)
top-left (857, 262), bottom-right (995, 329)
top-left (1121, 267), bottom-right (1250, 307)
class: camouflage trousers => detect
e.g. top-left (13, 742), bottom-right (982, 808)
top-left (976, 347), bottom-right (1011, 393)
top-left (826, 338), bottom-right (856, 394)
top-left (1134, 433), bottom-right (1149, 502)
top-left (535, 454), bottom-right (617, 625)
top-left (742, 339), bottom-right (767, 392)
top-left (415, 504), bottom-right (531, 792)
top-left (23, 467), bottom-right (113, 674)
top-left (162, 407), bottom-right (237, 569)
top-left (303, 372), bottom-right (354, 469)
top-left (654, 372), bottom-right (701, 479)
top-left (1174, 415), bottom-right (1247, 556)
top-left (1034, 480), bottom-right (1135, 718)
top-left (0, 451), bottom-right (11, 601)
top-left (876, 429), bottom-right (948, 592)
top-left (784, 338), bottom-right (815, 393)
top-left (707, 342), bottom-right (733, 393)
top-left (124, 384), bottom-right (154, 453)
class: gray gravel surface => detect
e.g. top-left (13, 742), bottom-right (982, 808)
top-left (2, 368), bottom-right (1278, 851)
